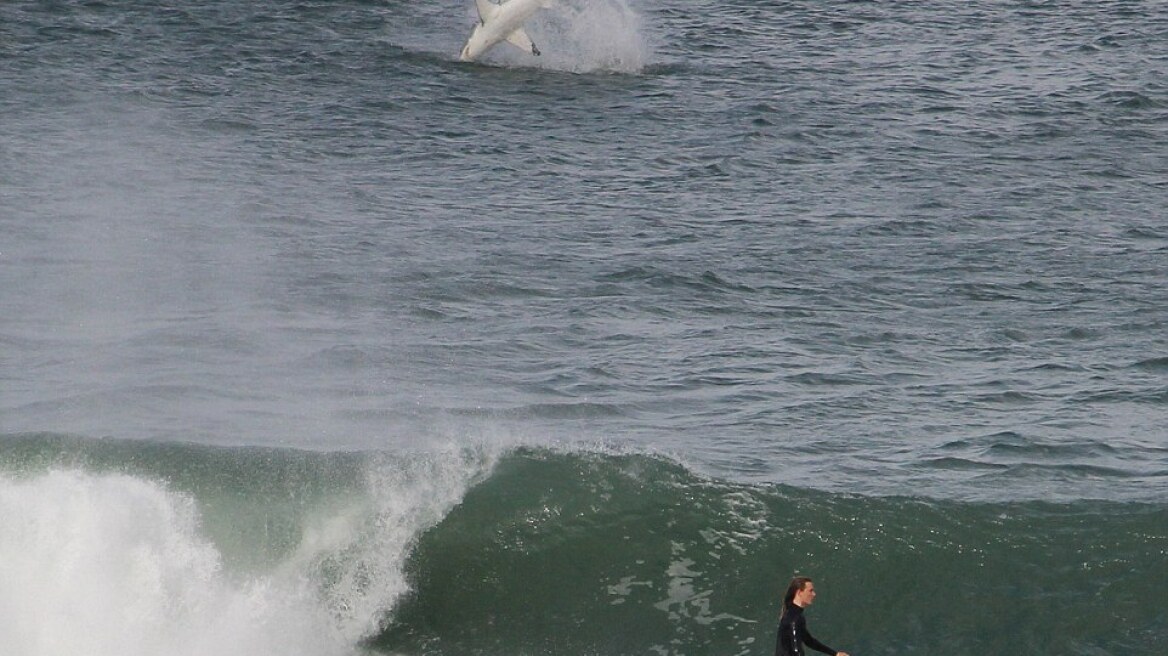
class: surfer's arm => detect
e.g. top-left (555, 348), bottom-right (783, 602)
top-left (801, 628), bottom-right (838, 656)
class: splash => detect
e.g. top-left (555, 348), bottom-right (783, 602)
top-left (482, 0), bottom-right (652, 74)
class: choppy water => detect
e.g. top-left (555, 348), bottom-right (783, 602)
top-left (2, 1), bottom-right (1167, 654)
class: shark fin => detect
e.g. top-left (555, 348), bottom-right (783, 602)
top-left (505, 27), bottom-right (540, 56)
top-left (474, 0), bottom-right (498, 24)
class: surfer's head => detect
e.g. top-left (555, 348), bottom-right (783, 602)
top-left (782, 576), bottom-right (816, 612)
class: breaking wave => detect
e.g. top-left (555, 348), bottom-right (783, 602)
top-left (1, 435), bottom-right (1164, 656)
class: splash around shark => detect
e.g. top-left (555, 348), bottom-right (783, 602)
top-left (460, 0), bottom-right (554, 62)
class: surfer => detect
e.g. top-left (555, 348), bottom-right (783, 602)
top-left (774, 576), bottom-right (850, 656)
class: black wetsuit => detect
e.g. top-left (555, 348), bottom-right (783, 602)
top-left (774, 604), bottom-right (837, 656)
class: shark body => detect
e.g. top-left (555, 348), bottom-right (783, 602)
top-left (460, 0), bottom-right (553, 62)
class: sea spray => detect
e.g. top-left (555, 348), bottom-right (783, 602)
top-left (539, 0), bottom-right (651, 73)
top-left (476, 0), bottom-right (652, 73)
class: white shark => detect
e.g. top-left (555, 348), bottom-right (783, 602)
top-left (460, 0), bottom-right (553, 62)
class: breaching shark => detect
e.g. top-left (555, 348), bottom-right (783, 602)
top-left (460, 0), bottom-right (553, 62)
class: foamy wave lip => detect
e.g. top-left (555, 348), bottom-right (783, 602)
top-left (300, 443), bottom-right (502, 640)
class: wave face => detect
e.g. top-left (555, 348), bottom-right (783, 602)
top-left (376, 449), bottom-right (1168, 656)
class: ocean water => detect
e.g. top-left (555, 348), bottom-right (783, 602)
top-left (2, 1), bottom-right (1166, 655)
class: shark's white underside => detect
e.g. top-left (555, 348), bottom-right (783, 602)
top-left (460, 0), bottom-right (554, 62)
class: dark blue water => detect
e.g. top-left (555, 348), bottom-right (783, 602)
top-left (2, 1), bottom-right (1167, 654)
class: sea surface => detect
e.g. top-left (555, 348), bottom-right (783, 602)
top-left (2, 1), bottom-right (1166, 655)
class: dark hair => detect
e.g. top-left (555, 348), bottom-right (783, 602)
top-left (781, 576), bottom-right (813, 616)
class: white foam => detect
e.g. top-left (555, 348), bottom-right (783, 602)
top-left (0, 446), bottom-right (497, 656)
top-left (0, 470), bottom-right (341, 656)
